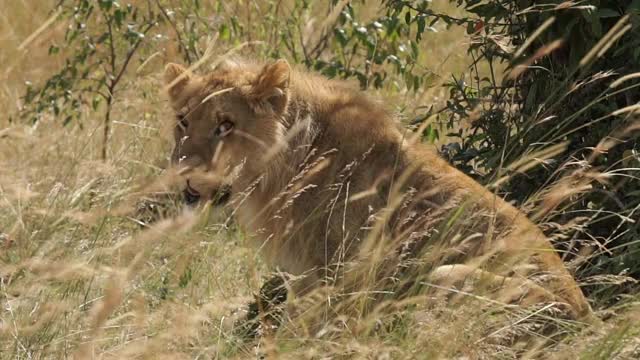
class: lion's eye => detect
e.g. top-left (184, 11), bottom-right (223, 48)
top-left (214, 120), bottom-right (234, 137)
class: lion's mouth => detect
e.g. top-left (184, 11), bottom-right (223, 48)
top-left (183, 182), bottom-right (201, 205)
top-left (182, 183), bottom-right (232, 206)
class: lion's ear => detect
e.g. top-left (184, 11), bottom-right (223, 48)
top-left (250, 59), bottom-right (291, 115)
top-left (164, 63), bottom-right (192, 100)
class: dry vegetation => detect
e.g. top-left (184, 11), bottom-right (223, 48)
top-left (1, 1), bottom-right (640, 359)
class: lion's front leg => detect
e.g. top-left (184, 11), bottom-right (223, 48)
top-left (234, 274), bottom-right (288, 339)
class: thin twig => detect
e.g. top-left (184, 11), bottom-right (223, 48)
top-left (153, 0), bottom-right (192, 63)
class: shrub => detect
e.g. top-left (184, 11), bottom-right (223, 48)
top-left (384, 0), bottom-right (640, 303)
top-left (21, 0), bottom-right (162, 160)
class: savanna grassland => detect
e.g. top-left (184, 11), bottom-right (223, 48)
top-left (1, 1), bottom-right (640, 359)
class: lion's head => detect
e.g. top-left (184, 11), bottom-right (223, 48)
top-left (164, 59), bottom-right (292, 205)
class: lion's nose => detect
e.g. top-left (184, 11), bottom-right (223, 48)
top-left (183, 181), bottom-right (201, 205)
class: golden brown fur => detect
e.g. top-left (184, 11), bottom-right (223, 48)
top-left (163, 58), bottom-right (591, 319)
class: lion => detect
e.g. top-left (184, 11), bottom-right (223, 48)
top-left (162, 57), bottom-right (591, 327)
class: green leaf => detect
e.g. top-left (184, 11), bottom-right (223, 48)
top-left (114, 9), bottom-right (126, 27)
top-left (466, 21), bottom-right (475, 34)
top-left (423, 124), bottom-right (439, 143)
top-left (627, 0), bottom-right (640, 11)
top-left (334, 28), bottom-right (348, 46)
top-left (98, 0), bottom-right (113, 11)
top-left (219, 23), bottom-right (230, 40)
top-left (598, 8), bottom-right (620, 18)
top-left (410, 40), bottom-right (419, 59)
top-left (416, 15), bottom-right (425, 41)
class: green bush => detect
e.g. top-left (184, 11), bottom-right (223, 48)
top-left (385, 0), bottom-right (640, 304)
top-left (21, 0), bottom-right (163, 160)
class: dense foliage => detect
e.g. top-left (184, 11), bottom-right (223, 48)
top-left (395, 0), bottom-right (640, 301)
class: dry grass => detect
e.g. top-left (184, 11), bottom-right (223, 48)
top-left (2, 1), bottom-right (640, 359)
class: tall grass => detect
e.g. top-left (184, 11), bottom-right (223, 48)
top-left (1, 1), bottom-right (639, 359)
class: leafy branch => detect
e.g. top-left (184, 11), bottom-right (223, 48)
top-left (22, 0), bottom-right (161, 160)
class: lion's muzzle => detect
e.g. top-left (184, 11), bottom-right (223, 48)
top-left (183, 181), bottom-right (201, 205)
top-left (182, 181), bottom-right (232, 207)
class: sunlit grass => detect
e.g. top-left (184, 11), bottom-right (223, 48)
top-left (1, 1), bottom-right (640, 359)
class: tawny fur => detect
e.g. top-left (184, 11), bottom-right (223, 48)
top-left (164, 58), bottom-right (591, 319)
